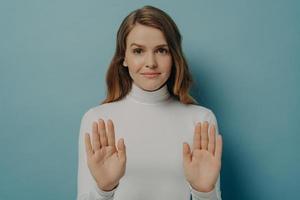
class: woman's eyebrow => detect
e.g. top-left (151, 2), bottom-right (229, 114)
top-left (130, 43), bottom-right (169, 48)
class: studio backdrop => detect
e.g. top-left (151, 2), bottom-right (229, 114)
top-left (0, 0), bottom-right (299, 199)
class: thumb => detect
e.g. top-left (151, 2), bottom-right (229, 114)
top-left (182, 142), bottom-right (192, 164)
top-left (117, 138), bottom-right (126, 162)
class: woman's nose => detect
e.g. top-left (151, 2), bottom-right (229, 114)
top-left (145, 53), bottom-right (157, 69)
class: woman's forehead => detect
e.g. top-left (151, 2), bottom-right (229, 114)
top-left (126, 24), bottom-right (168, 47)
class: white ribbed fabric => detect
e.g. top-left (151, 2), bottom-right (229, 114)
top-left (77, 82), bottom-right (222, 200)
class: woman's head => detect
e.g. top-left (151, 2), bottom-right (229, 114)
top-left (123, 23), bottom-right (172, 92)
top-left (102, 5), bottom-right (197, 104)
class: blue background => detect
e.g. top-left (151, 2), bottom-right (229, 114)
top-left (0, 0), bottom-right (299, 199)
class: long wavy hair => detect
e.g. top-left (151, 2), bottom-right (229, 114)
top-left (101, 5), bottom-right (198, 105)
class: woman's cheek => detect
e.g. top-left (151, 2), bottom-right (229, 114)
top-left (132, 58), bottom-right (144, 69)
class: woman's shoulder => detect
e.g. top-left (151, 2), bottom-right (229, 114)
top-left (169, 98), bottom-right (217, 123)
top-left (189, 104), bottom-right (216, 120)
top-left (172, 98), bottom-right (214, 115)
top-left (80, 100), bottom-right (122, 121)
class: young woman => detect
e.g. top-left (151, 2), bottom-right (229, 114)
top-left (77, 5), bottom-right (223, 200)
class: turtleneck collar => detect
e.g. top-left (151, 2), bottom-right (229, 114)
top-left (126, 82), bottom-right (171, 105)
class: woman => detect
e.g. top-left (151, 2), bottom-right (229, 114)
top-left (77, 5), bottom-right (222, 200)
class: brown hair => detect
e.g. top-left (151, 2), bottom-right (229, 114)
top-left (101, 5), bottom-right (198, 105)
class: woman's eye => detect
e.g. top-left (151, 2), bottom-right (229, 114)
top-left (156, 48), bottom-right (169, 54)
top-left (132, 48), bottom-right (143, 54)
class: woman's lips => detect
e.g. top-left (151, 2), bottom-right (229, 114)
top-left (141, 72), bottom-right (161, 78)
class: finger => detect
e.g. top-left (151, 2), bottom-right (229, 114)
top-left (98, 119), bottom-right (108, 147)
top-left (201, 121), bottom-right (209, 150)
top-left (107, 119), bottom-right (117, 151)
top-left (117, 138), bottom-right (126, 163)
top-left (84, 133), bottom-right (94, 157)
top-left (183, 142), bottom-right (192, 164)
top-left (208, 124), bottom-right (216, 154)
top-left (215, 134), bottom-right (223, 161)
top-left (193, 122), bottom-right (201, 150)
top-left (92, 122), bottom-right (101, 150)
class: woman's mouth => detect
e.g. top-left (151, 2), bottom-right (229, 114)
top-left (141, 72), bottom-right (161, 78)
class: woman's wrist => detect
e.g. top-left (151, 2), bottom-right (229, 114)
top-left (97, 182), bottom-right (119, 192)
top-left (190, 182), bottom-right (215, 193)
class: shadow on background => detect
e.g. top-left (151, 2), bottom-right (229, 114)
top-left (190, 58), bottom-right (255, 199)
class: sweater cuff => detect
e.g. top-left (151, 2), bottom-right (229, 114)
top-left (94, 184), bottom-right (118, 199)
top-left (189, 184), bottom-right (218, 200)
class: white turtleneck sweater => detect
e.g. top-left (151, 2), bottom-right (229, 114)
top-left (77, 83), bottom-right (222, 200)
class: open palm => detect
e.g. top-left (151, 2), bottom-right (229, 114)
top-left (85, 119), bottom-right (126, 191)
top-left (183, 121), bottom-right (222, 192)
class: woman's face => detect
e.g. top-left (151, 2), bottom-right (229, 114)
top-left (123, 23), bottom-right (173, 91)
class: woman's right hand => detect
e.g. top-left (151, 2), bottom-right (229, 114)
top-left (84, 119), bottom-right (127, 191)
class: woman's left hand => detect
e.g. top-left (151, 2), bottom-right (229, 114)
top-left (182, 121), bottom-right (223, 192)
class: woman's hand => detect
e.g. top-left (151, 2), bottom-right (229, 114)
top-left (182, 121), bottom-right (223, 192)
top-left (84, 119), bottom-right (126, 191)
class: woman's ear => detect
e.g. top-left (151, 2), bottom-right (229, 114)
top-left (123, 59), bottom-right (128, 67)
